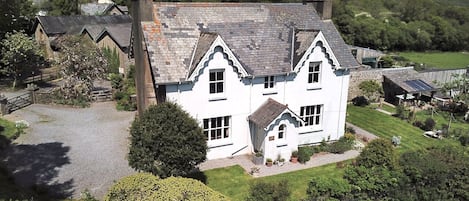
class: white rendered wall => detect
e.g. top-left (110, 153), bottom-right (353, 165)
top-left (263, 115), bottom-right (299, 162)
top-left (165, 43), bottom-right (350, 160)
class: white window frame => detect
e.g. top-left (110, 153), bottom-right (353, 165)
top-left (203, 116), bottom-right (231, 143)
top-left (300, 105), bottom-right (322, 127)
top-left (209, 70), bottom-right (224, 94)
top-left (308, 62), bottom-right (321, 84)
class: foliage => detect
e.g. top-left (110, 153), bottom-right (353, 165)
top-left (423, 117), bottom-right (436, 131)
top-left (291, 150), bottom-right (298, 157)
top-left (112, 65), bottom-right (136, 111)
top-left (105, 173), bottom-right (228, 201)
top-left (328, 136), bottom-right (354, 154)
top-left (439, 74), bottom-right (469, 104)
top-left (355, 138), bottom-right (398, 169)
top-left (395, 104), bottom-right (407, 119)
top-left (102, 47), bottom-right (120, 74)
top-left (358, 80), bottom-right (382, 102)
top-left (246, 180), bottom-right (290, 201)
top-left (128, 102), bottom-right (207, 178)
top-left (332, 0), bottom-right (469, 51)
top-left (41, 0), bottom-right (79, 16)
top-left (78, 189), bottom-right (99, 201)
top-left (351, 96), bottom-right (369, 106)
top-left (397, 146), bottom-right (469, 201)
top-left (305, 176), bottom-right (351, 201)
top-left (0, 0), bottom-right (37, 39)
top-left (54, 35), bottom-right (107, 106)
top-left (0, 31), bottom-right (49, 88)
top-left (298, 146), bottom-right (313, 164)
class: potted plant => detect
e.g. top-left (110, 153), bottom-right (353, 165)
top-left (277, 158), bottom-right (285, 166)
top-left (266, 158), bottom-right (273, 167)
top-left (291, 150), bottom-right (299, 163)
top-left (252, 150), bottom-right (263, 165)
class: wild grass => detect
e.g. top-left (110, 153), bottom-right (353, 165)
top-left (398, 52), bottom-right (469, 70)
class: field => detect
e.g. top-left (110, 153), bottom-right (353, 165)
top-left (398, 52), bottom-right (469, 70)
top-left (205, 163), bottom-right (345, 201)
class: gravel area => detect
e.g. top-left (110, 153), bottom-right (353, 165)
top-left (1, 102), bottom-right (136, 199)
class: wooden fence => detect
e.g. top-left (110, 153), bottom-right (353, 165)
top-left (4, 92), bottom-right (32, 114)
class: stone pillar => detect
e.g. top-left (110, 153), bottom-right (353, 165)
top-left (0, 94), bottom-right (8, 116)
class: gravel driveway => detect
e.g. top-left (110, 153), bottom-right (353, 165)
top-left (1, 102), bottom-right (136, 199)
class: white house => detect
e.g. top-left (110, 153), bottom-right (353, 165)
top-left (140, 1), bottom-right (359, 161)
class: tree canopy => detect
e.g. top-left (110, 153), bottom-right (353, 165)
top-left (0, 31), bottom-right (48, 88)
top-left (104, 173), bottom-right (228, 201)
top-left (332, 0), bottom-right (469, 51)
top-left (128, 102), bottom-right (207, 178)
top-left (0, 0), bottom-right (37, 40)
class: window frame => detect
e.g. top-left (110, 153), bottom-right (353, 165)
top-left (264, 76), bottom-right (275, 89)
top-left (278, 124), bottom-right (286, 140)
top-left (300, 105), bottom-right (322, 127)
top-left (209, 70), bottom-right (225, 94)
top-left (203, 116), bottom-right (231, 142)
top-left (307, 62), bottom-right (321, 84)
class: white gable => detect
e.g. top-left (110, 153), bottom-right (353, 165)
top-left (293, 31), bottom-right (341, 73)
top-left (188, 35), bottom-right (249, 82)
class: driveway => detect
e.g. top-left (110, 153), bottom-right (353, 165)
top-left (1, 102), bottom-right (136, 199)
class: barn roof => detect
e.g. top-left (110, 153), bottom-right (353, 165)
top-left (36, 15), bottom-right (132, 35)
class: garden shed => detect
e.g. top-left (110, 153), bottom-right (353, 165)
top-left (383, 70), bottom-right (437, 105)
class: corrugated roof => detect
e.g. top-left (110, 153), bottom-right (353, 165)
top-left (249, 98), bottom-right (289, 129)
top-left (37, 15), bottom-right (132, 35)
top-left (142, 2), bottom-right (360, 84)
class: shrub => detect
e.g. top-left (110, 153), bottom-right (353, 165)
top-left (246, 180), bottom-right (290, 201)
top-left (413, 120), bottom-right (424, 130)
top-left (352, 96), bottom-right (369, 106)
top-left (423, 118), bottom-right (436, 131)
top-left (298, 146), bottom-right (313, 163)
top-left (345, 126), bottom-right (356, 134)
top-left (459, 134), bottom-right (469, 146)
top-left (328, 141), bottom-right (351, 154)
top-left (291, 150), bottom-right (299, 158)
top-left (395, 104), bottom-right (406, 119)
top-left (105, 173), bottom-right (228, 201)
top-left (306, 176), bottom-right (351, 201)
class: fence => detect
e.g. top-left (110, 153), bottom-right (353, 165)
top-left (0, 92), bottom-right (33, 115)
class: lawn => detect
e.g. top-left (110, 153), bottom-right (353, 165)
top-left (346, 105), bottom-right (459, 153)
top-left (204, 163), bottom-right (345, 201)
top-left (398, 52), bottom-right (469, 70)
top-left (415, 108), bottom-right (469, 135)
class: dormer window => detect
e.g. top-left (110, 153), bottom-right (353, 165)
top-left (209, 70), bottom-right (224, 94)
top-left (308, 62), bottom-right (321, 84)
top-left (264, 76), bottom-right (275, 89)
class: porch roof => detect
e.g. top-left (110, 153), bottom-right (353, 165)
top-left (249, 98), bottom-right (303, 130)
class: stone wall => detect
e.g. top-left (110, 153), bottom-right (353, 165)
top-left (348, 67), bottom-right (414, 100)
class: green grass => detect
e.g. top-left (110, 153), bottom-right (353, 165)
top-left (346, 105), bottom-right (459, 153)
top-left (398, 52), bottom-right (469, 70)
top-left (377, 104), bottom-right (395, 114)
top-left (205, 163), bottom-right (346, 201)
top-left (415, 109), bottom-right (469, 134)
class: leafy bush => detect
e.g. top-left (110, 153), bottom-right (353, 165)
top-left (395, 104), bottom-right (406, 119)
top-left (306, 176), bottom-right (351, 201)
top-left (105, 173), bottom-right (227, 201)
top-left (423, 118), bottom-right (436, 131)
top-left (459, 134), bottom-right (469, 146)
top-left (246, 180), bottom-right (290, 201)
top-left (298, 146), bottom-right (313, 164)
top-left (328, 140), bottom-right (352, 154)
top-left (352, 96), bottom-right (369, 106)
top-left (413, 120), bottom-right (424, 130)
top-left (112, 66), bottom-right (136, 111)
top-left (345, 126), bottom-right (356, 134)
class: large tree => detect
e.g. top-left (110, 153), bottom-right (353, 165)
top-left (128, 102), bottom-right (207, 178)
top-left (0, 0), bottom-right (37, 39)
top-left (55, 35), bottom-right (107, 105)
top-left (0, 31), bottom-right (48, 88)
top-left (41, 0), bottom-right (79, 16)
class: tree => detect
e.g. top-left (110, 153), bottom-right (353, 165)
top-left (305, 176), bottom-right (351, 201)
top-left (0, 0), bottom-right (37, 39)
top-left (246, 180), bottom-right (290, 201)
top-left (439, 74), bottom-right (469, 104)
top-left (128, 102), bottom-right (207, 178)
top-left (54, 35), bottom-right (107, 105)
top-left (358, 80), bottom-right (382, 102)
top-left (42, 0), bottom-right (79, 16)
top-left (0, 31), bottom-right (48, 88)
top-left (344, 139), bottom-right (401, 200)
top-left (397, 146), bottom-right (469, 201)
top-left (104, 173), bottom-right (227, 201)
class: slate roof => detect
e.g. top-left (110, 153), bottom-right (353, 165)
top-left (384, 70), bottom-right (437, 93)
top-left (249, 98), bottom-right (289, 129)
top-left (80, 3), bottom-right (113, 15)
top-left (37, 15), bottom-right (132, 35)
top-left (81, 23), bottom-right (132, 49)
top-left (142, 2), bottom-right (360, 84)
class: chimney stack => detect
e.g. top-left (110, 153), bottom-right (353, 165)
top-left (303, 0), bottom-right (332, 20)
